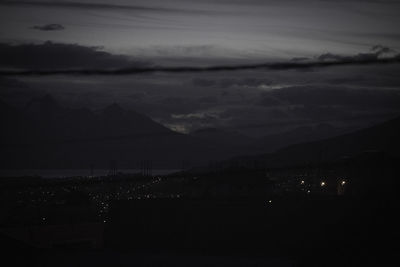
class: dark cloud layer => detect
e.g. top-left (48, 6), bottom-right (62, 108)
top-left (0, 41), bottom-right (149, 70)
top-left (1, 52), bottom-right (400, 76)
top-left (32, 23), bottom-right (65, 31)
top-left (0, 41), bottom-right (399, 76)
top-left (0, 42), bottom-right (399, 76)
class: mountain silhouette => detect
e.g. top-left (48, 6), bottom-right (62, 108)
top-left (2, 95), bottom-right (399, 170)
top-left (25, 94), bottom-right (62, 116)
top-left (0, 96), bottom-right (236, 169)
top-left (98, 103), bottom-right (171, 138)
top-left (253, 123), bottom-right (356, 153)
top-left (259, 115), bottom-right (400, 167)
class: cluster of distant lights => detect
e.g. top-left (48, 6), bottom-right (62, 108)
top-left (319, 180), bottom-right (346, 187)
top-left (298, 179), bottom-right (347, 194)
top-left (88, 177), bottom-right (185, 224)
top-left (16, 176), bottom-right (167, 224)
top-left (14, 175), bottom-right (351, 225)
top-left (299, 179), bottom-right (346, 186)
top-left (9, 176), bottom-right (183, 225)
top-left (266, 178), bottom-right (347, 205)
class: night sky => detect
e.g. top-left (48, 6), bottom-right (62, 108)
top-left (1, 0), bottom-right (400, 135)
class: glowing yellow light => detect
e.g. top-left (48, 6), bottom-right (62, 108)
top-left (321, 181), bottom-right (326, 187)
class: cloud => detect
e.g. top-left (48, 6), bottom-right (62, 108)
top-left (0, 41), bottom-right (149, 70)
top-left (156, 109), bottom-right (221, 133)
top-left (31, 23), bottom-right (65, 31)
top-left (318, 45), bottom-right (397, 62)
top-left (371, 45), bottom-right (395, 55)
top-left (1, 46), bottom-right (399, 76)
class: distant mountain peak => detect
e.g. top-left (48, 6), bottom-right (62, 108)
top-left (25, 94), bottom-right (62, 114)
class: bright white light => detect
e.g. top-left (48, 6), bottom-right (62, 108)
top-left (321, 181), bottom-right (326, 187)
top-left (301, 180), bottom-right (305, 185)
top-left (341, 180), bottom-right (346, 186)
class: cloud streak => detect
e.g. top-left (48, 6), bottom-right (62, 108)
top-left (31, 23), bottom-right (65, 31)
